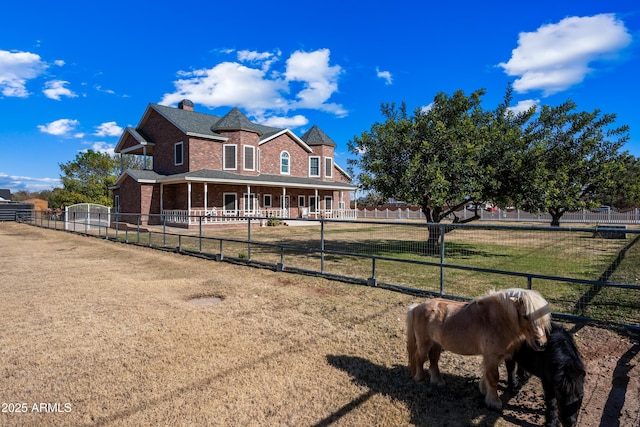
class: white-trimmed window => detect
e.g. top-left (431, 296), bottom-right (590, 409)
top-left (325, 157), bottom-right (333, 178)
top-left (280, 151), bottom-right (290, 174)
top-left (298, 195), bottom-right (305, 207)
top-left (244, 145), bottom-right (255, 171)
top-left (223, 144), bottom-right (237, 170)
top-left (257, 148), bottom-right (261, 172)
top-left (309, 156), bottom-right (320, 177)
top-left (174, 141), bottom-right (184, 166)
top-left (263, 194), bottom-right (272, 208)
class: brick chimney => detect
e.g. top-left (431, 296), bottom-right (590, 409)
top-left (178, 99), bottom-right (194, 111)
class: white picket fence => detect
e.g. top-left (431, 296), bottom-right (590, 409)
top-left (357, 206), bottom-right (640, 224)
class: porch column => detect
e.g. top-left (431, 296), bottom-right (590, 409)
top-left (160, 183), bottom-right (164, 212)
top-left (204, 183), bottom-right (208, 212)
top-left (314, 188), bottom-right (319, 219)
top-left (246, 184), bottom-right (251, 214)
top-left (282, 186), bottom-right (286, 217)
top-left (187, 182), bottom-right (192, 224)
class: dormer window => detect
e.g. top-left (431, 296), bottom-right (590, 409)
top-left (280, 151), bottom-right (290, 174)
top-left (174, 141), bottom-right (184, 166)
top-left (224, 144), bottom-right (237, 170)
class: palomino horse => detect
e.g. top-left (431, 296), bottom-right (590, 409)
top-left (406, 288), bottom-right (551, 410)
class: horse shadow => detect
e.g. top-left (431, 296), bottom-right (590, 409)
top-left (321, 355), bottom-right (512, 427)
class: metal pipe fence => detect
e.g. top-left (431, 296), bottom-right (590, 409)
top-left (18, 210), bottom-right (640, 331)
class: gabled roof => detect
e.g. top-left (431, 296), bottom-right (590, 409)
top-left (147, 104), bottom-right (228, 141)
top-left (114, 127), bottom-right (155, 154)
top-left (300, 125), bottom-right (337, 147)
top-left (119, 101), bottom-right (339, 155)
top-left (0, 189), bottom-right (11, 201)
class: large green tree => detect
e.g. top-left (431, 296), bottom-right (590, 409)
top-left (348, 88), bottom-right (521, 250)
top-left (513, 100), bottom-right (630, 226)
top-left (605, 152), bottom-right (640, 209)
top-left (50, 150), bottom-right (118, 208)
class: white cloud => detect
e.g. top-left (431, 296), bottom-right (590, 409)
top-left (259, 114), bottom-right (309, 129)
top-left (161, 48), bottom-right (347, 118)
top-left (285, 49), bottom-right (346, 116)
top-left (87, 142), bottom-right (115, 155)
top-left (499, 14), bottom-right (632, 95)
top-left (96, 85), bottom-right (116, 94)
top-left (94, 121), bottom-right (123, 137)
top-left (508, 99), bottom-right (540, 114)
top-left (161, 61), bottom-right (289, 112)
top-left (0, 49), bottom-right (47, 97)
top-left (0, 172), bottom-right (60, 192)
top-left (54, 60), bottom-right (65, 67)
top-left (376, 67), bottom-right (393, 85)
top-left (43, 80), bottom-right (77, 100)
top-left (37, 118), bottom-right (80, 136)
top-left (421, 103), bottom-right (433, 113)
top-left (237, 49), bottom-right (281, 71)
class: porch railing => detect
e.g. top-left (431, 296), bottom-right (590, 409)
top-left (162, 208), bottom-right (358, 225)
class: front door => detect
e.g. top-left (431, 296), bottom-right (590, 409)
top-left (224, 193), bottom-right (237, 214)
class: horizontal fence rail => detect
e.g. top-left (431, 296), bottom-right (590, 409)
top-left (17, 210), bottom-right (640, 331)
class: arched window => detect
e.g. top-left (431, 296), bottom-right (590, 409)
top-left (280, 151), bottom-right (290, 174)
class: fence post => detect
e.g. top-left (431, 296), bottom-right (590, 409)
top-left (275, 246), bottom-right (284, 272)
top-left (320, 218), bottom-right (325, 274)
top-left (162, 214), bottom-right (166, 247)
top-left (368, 257), bottom-right (377, 286)
top-left (439, 223), bottom-right (445, 296)
top-left (199, 215), bottom-right (203, 253)
top-left (247, 217), bottom-right (252, 261)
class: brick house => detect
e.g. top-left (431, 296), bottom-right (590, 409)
top-left (112, 99), bottom-right (357, 226)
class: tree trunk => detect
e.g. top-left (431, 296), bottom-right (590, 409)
top-left (422, 205), bottom-right (442, 254)
top-left (426, 224), bottom-right (441, 254)
top-left (549, 207), bottom-right (565, 227)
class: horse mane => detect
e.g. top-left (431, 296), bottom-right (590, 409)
top-left (490, 288), bottom-right (552, 332)
top-left (548, 324), bottom-right (586, 402)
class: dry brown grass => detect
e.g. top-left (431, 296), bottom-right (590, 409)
top-left (1, 222), bottom-right (638, 426)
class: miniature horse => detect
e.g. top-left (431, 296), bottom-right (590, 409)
top-left (407, 288), bottom-right (551, 410)
top-left (506, 322), bottom-right (585, 427)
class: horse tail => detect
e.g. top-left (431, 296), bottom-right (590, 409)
top-left (407, 303), bottom-right (419, 377)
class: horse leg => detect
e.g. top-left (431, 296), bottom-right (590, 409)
top-left (480, 357), bottom-right (503, 411)
top-left (542, 380), bottom-right (560, 427)
top-left (428, 344), bottom-right (445, 387)
top-left (505, 359), bottom-right (518, 390)
top-left (411, 340), bottom-right (431, 382)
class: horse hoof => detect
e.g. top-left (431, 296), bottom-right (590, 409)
top-left (485, 400), bottom-right (502, 412)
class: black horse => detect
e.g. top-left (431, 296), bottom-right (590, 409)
top-left (506, 322), bottom-right (586, 427)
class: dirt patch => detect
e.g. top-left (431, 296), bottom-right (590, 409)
top-left (0, 222), bottom-right (638, 426)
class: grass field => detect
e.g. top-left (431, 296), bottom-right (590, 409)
top-left (29, 218), bottom-right (640, 326)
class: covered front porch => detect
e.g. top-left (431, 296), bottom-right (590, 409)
top-left (160, 179), bottom-right (357, 227)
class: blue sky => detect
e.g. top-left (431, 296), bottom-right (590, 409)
top-left (1, 1), bottom-right (639, 193)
